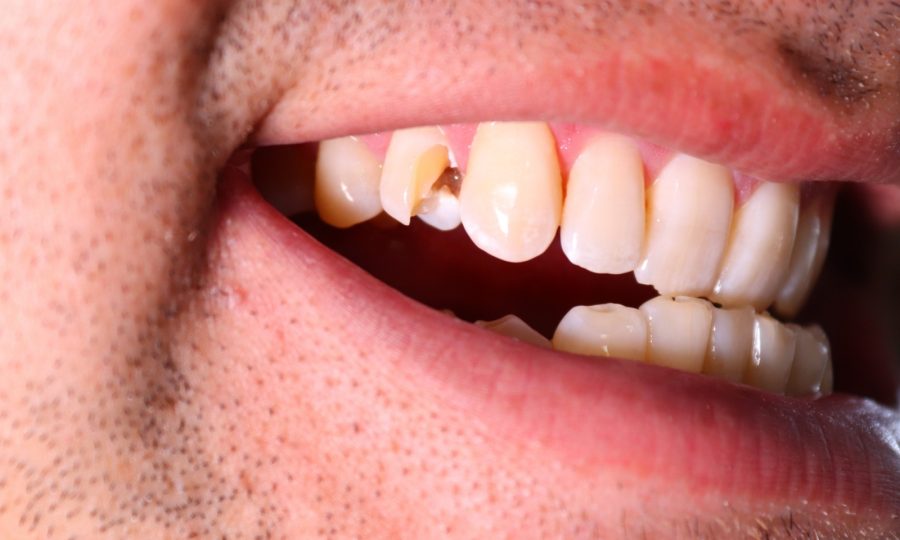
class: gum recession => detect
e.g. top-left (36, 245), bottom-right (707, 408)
top-left (214, 164), bottom-right (900, 520)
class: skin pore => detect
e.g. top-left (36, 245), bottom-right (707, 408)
top-left (1, 1), bottom-right (899, 538)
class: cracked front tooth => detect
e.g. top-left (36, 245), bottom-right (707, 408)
top-left (551, 304), bottom-right (647, 362)
top-left (417, 185), bottom-right (461, 231)
top-left (459, 122), bottom-right (563, 262)
top-left (314, 137), bottom-right (383, 228)
top-left (380, 127), bottom-right (451, 225)
top-left (712, 182), bottom-right (800, 310)
top-left (785, 325), bottom-right (830, 396)
top-left (475, 315), bottom-right (551, 348)
top-left (745, 313), bottom-right (797, 393)
top-left (634, 155), bottom-right (734, 297)
top-left (704, 306), bottom-right (754, 383)
top-left (560, 135), bottom-right (645, 274)
top-left (640, 296), bottom-right (713, 373)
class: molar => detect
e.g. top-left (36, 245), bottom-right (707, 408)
top-left (785, 324), bottom-right (831, 396)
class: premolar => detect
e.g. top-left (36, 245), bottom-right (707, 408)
top-left (746, 313), bottom-right (797, 393)
top-left (640, 296), bottom-right (713, 374)
top-left (785, 324), bottom-right (830, 396)
top-left (704, 306), bottom-right (755, 383)
top-left (552, 304), bottom-right (648, 362)
top-left (314, 137), bottom-right (383, 228)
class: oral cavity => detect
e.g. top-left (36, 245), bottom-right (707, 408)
top-left (261, 121), bottom-right (836, 398)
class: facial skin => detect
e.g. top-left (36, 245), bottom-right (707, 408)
top-left (1, 1), bottom-right (899, 538)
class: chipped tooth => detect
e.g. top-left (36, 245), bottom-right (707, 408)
top-left (634, 155), bottom-right (734, 297)
top-left (785, 325), bottom-right (831, 396)
top-left (551, 304), bottom-right (648, 362)
top-left (475, 315), bottom-right (551, 348)
top-left (459, 122), bottom-right (563, 262)
top-left (704, 306), bottom-right (755, 383)
top-left (640, 296), bottom-right (713, 373)
top-left (712, 182), bottom-right (800, 310)
top-left (380, 127), bottom-right (451, 225)
top-left (745, 313), bottom-right (797, 394)
top-left (314, 137), bottom-right (383, 228)
top-left (417, 185), bottom-right (461, 231)
top-left (560, 135), bottom-right (645, 274)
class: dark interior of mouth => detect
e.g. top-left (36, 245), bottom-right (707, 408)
top-left (246, 143), bottom-right (900, 406)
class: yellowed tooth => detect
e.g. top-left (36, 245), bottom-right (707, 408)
top-left (560, 135), bottom-right (645, 274)
top-left (314, 136), bottom-right (383, 228)
top-left (380, 127), bottom-right (450, 225)
top-left (634, 155), bottom-right (734, 297)
top-left (640, 296), bottom-right (713, 373)
top-left (704, 306), bottom-right (755, 383)
top-left (785, 325), bottom-right (830, 396)
top-left (712, 182), bottom-right (800, 310)
top-left (745, 313), bottom-right (797, 393)
top-left (774, 192), bottom-right (835, 318)
top-left (459, 122), bottom-right (563, 262)
top-left (551, 304), bottom-right (647, 361)
top-left (475, 315), bottom-right (551, 348)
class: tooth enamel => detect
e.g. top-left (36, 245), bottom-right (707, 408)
top-left (417, 185), bottom-right (461, 231)
top-left (640, 296), bottom-right (713, 373)
top-left (774, 192), bottom-right (835, 318)
top-left (634, 155), bottom-right (734, 297)
top-left (551, 304), bottom-right (648, 361)
top-left (785, 325), bottom-right (831, 396)
top-left (712, 182), bottom-right (800, 310)
top-left (475, 314), bottom-right (551, 348)
top-left (380, 127), bottom-right (451, 225)
top-left (704, 306), bottom-right (755, 383)
top-left (745, 313), bottom-right (797, 393)
top-left (560, 135), bottom-right (645, 274)
top-left (459, 122), bottom-right (563, 263)
top-left (314, 137), bottom-right (383, 228)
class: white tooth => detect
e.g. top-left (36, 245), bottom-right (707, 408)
top-left (712, 182), bottom-right (800, 310)
top-left (314, 137), bottom-right (383, 228)
top-left (704, 306), bottom-right (755, 383)
top-left (745, 313), bottom-right (797, 394)
top-left (785, 325), bottom-right (831, 396)
top-left (551, 304), bottom-right (647, 362)
top-left (417, 185), bottom-right (461, 231)
top-left (634, 155), bottom-right (734, 297)
top-left (380, 127), bottom-right (451, 225)
top-left (459, 122), bottom-right (563, 263)
top-left (640, 296), bottom-right (713, 373)
top-left (560, 135), bottom-right (645, 274)
top-left (475, 315), bottom-right (551, 348)
top-left (774, 192), bottom-right (835, 318)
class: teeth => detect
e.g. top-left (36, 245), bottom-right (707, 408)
top-left (820, 357), bottom-right (834, 396)
top-left (745, 313), bottom-right (797, 394)
top-left (712, 182), bottom-right (800, 310)
top-left (640, 296), bottom-right (713, 373)
top-left (475, 315), bottom-right (551, 348)
top-left (634, 155), bottom-right (734, 297)
top-left (785, 325), bottom-right (831, 396)
top-left (560, 135), bottom-right (645, 274)
top-left (551, 304), bottom-right (648, 362)
top-left (314, 137), bottom-right (383, 228)
top-left (380, 127), bottom-right (451, 225)
top-left (459, 122), bottom-right (563, 262)
top-left (417, 185), bottom-right (462, 231)
top-left (704, 306), bottom-right (755, 383)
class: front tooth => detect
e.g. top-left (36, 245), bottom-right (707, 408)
top-left (475, 315), bottom-right (551, 348)
top-left (640, 296), bottom-right (713, 373)
top-left (745, 313), bottom-right (797, 393)
top-left (459, 122), bottom-right (563, 262)
top-left (380, 127), bottom-right (451, 225)
top-left (314, 137), bottom-right (383, 228)
top-left (560, 135), bottom-right (645, 274)
top-left (712, 182), bottom-right (800, 310)
top-left (551, 304), bottom-right (648, 362)
top-left (704, 306), bottom-right (755, 383)
top-left (785, 325), bottom-right (830, 396)
top-left (633, 155), bottom-right (734, 297)
top-left (417, 185), bottom-right (461, 231)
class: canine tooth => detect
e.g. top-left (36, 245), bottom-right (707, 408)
top-left (475, 315), bottom-right (551, 348)
top-left (417, 186), bottom-right (461, 231)
top-left (640, 296), bottom-right (713, 373)
top-left (745, 313), bottom-right (797, 393)
top-left (712, 182), bottom-right (800, 310)
top-left (459, 122), bottom-right (563, 262)
top-left (314, 137), bottom-right (383, 228)
top-left (704, 306), bottom-right (754, 383)
top-left (380, 127), bottom-right (451, 225)
top-left (551, 304), bottom-right (647, 362)
top-left (560, 135), bottom-right (645, 274)
top-left (785, 325), bottom-right (830, 396)
top-left (634, 155), bottom-right (733, 297)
